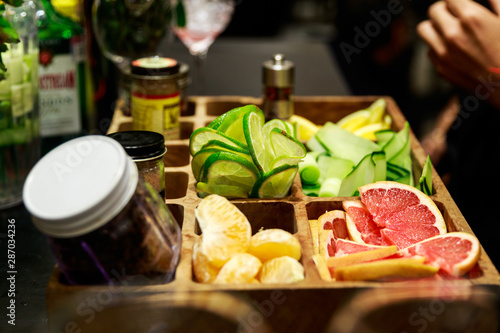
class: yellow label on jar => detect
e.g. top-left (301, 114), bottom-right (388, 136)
top-left (131, 92), bottom-right (180, 140)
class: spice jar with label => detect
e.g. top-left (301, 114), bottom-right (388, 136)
top-left (262, 53), bottom-right (295, 121)
top-left (108, 130), bottom-right (167, 197)
top-left (22, 136), bottom-right (181, 285)
top-left (130, 56), bottom-right (182, 140)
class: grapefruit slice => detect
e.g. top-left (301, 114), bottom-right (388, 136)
top-left (343, 200), bottom-right (382, 245)
top-left (357, 181), bottom-right (447, 249)
top-left (399, 232), bottom-right (481, 277)
top-left (334, 238), bottom-right (393, 257)
top-left (319, 229), bottom-right (336, 259)
top-left (318, 210), bottom-right (349, 240)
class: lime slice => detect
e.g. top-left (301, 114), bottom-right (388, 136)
top-left (201, 139), bottom-right (251, 156)
top-left (263, 118), bottom-right (287, 134)
top-left (270, 128), bottom-right (306, 159)
top-left (201, 151), bottom-right (259, 196)
top-left (192, 146), bottom-right (252, 182)
top-left (189, 127), bottom-right (247, 156)
top-left (216, 105), bottom-right (260, 143)
top-left (207, 106), bottom-right (250, 130)
top-left (251, 164), bottom-right (298, 198)
top-left (196, 182), bottom-right (249, 199)
top-left (243, 109), bottom-right (275, 173)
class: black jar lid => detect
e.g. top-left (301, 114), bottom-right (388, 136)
top-left (107, 131), bottom-right (167, 160)
top-left (131, 56), bottom-right (180, 76)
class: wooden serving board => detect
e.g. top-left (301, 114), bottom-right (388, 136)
top-left (46, 96), bottom-right (500, 333)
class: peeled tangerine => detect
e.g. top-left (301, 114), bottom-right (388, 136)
top-left (214, 253), bottom-right (262, 284)
top-left (195, 194), bottom-right (252, 268)
top-left (259, 256), bottom-right (305, 284)
top-left (192, 237), bottom-right (220, 283)
top-left (248, 228), bottom-right (302, 262)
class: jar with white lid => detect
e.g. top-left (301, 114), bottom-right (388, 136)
top-left (22, 135), bottom-right (181, 285)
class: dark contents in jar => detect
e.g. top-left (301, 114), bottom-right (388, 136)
top-left (49, 182), bottom-right (178, 285)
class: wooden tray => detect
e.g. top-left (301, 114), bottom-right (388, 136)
top-left (46, 96), bottom-right (500, 333)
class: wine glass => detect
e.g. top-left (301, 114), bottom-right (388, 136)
top-left (92, 0), bottom-right (174, 112)
top-left (171, 0), bottom-right (234, 94)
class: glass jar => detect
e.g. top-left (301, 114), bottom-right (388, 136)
top-left (130, 56), bottom-right (181, 140)
top-left (22, 135), bottom-right (181, 285)
top-left (107, 130), bottom-right (166, 196)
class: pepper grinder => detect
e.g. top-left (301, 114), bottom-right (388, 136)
top-left (262, 53), bottom-right (295, 121)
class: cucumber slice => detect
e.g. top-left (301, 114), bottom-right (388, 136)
top-left (418, 155), bottom-right (433, 195)
top-left (306, 135), bottom-right (327, 153)
top-left (316, 122), bottom-right (381, 165)
top-left (302, 183), bottom-right (321, 197)
top-left (382, 122), bottom-right (409, 161)
top-left (319, 177), bottom-right (342, 197)
top-left (375, 129), bottom-right (395, 148)
top-left (338, 153), bottom-right (375, 197)
top-left (299, 152), bottom-right (320, 185)
top-left (387, 161), bottom-right (410, 181)
top-left (317, 154), bottom-right (354, 183)
top-left (371, 151), bottom-right (387, 182)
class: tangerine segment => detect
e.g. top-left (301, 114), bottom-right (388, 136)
top-left (334, 258), bottom-right (439, 281)
top-left (192, 237), bottom-right (220, 283)
top-left (259, 256), bottom-right (305, 284)
top-left (248, 229), bottom-right (302, 262)
top-left (400, 232), bottom-right (481, 277)
top-left (214, 253), bottom-right (262, 284)
top-left (195, 194), bottom-right (252, 268)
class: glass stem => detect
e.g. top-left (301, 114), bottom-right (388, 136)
top-left (193, 50), bottom-right (208, 95)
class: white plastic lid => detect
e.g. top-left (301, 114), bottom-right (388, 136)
top-left (23, 135), bottom-right (139, 238)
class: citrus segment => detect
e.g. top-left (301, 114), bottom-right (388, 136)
top-left (195, 194), bottom-right (252, 268)
top-left (318, 210), bottom-right (348, 240)
top-left (309, 219), bottom-right (320, 254)
top-left (258, 256), bottom-right (305, 284)
top-left (312, 254), bottom-right (333, 281)
top-left (319, 229), bottom-right (336, 259)
top-left (213, 253), bottom-right (262, 284)
top-left (343, 200), bottom-right (382, 245)
top-left (400, 232), bottom-right (481, 277)
top-left (289, 114), bottom-right (319, 141)
top-left (247, 229), bottom-right (301, 262)
top-left (192, 237), bottom-right (220, 283)
top-left (334, 257), bottom-right (439, 281)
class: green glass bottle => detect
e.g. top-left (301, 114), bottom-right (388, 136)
top-left (37, 0), bottom-right (88, 155)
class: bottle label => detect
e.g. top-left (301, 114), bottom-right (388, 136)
top-left (131, 91), bottom-right (180, 140)
top-left (39, 37), bottom-right (83, 137)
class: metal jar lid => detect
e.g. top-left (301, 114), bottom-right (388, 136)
top-left (131, 56), bottom-right (180, 77)
top-left (107, 130), bottom-right (167, 161)
top-left (262, 53), bottom-right (294, 88)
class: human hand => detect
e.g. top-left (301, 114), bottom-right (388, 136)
top-left (417, 0), bottom-right (500, 109)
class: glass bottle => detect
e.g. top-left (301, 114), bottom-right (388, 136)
top-left (0, 0), bottom-right (40, 208)
top-left (37, 0), bottom-right (88, 155)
